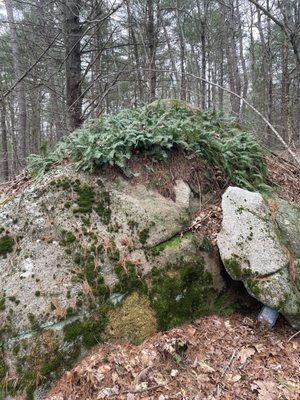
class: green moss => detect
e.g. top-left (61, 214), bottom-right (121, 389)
top-left (107, 239), bottom-right (120, 261)
top-left (27, 313), bottom-right (40, 331)
top-left (8, 296), bottom-right (19, 304)
top-left (150, 233), bottom-right (191, 256)
top-left (296, 261), bottom-right (300, 292)
top-left (0, 235), bottom-right (14, 257)
top-left (74, 184), bottom-right (95, 214)
top-left (12, 332), bottom-right (81, 400)
top-left (54, 177), bottom-right (73, 190)
top-left (213, 292), bottom-right (240, 315)
top-left (128, 219), bottom-right (139, 232)
top-left (95, 191), bottom-right (111, 225)
top-left (246, 279), bottom-right (261, 296)
top-left (60, 230), bottom-right (76, 246)
top-left (150, 259), bottom-right (216, 331)
top-left (224, 256), bottom-right (253, 280)
top-left (139, 228), bottom-right (150, 245)
top-left (0, 297), bottom-right (5, 311)
top-left (114, 262), bottom-right (148, 295)
top-left (63, 312), bottom-right (108, 348)
top-left (199, 237), bottom-right (213, 253)
top-left (0, 355), bottom-right (7, 380)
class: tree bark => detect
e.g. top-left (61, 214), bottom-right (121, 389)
top-left (0, 99), bottom-right (9, 181)
top-left (4, 0), bottom-right (27, 163)
top-left (62, 0), bottom-right (82, 131)
top-left (146, 0), bottom-right (157, 102)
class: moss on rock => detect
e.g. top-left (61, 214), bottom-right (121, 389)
top-left (150, 259), bottom-right (217, 331)
top-left (95, 191), bottom-right (111, 225)
top-left (0, 235), bottom-right (14, 257)
top-left (224, 256), bottom-right (253, 280)
top-left (150, 233), bottom-right (192, 256)
top-left (106, 292), bottom-right (157, 345)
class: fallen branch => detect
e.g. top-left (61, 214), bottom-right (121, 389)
top-left (288, 330), bottom-right (300, 342)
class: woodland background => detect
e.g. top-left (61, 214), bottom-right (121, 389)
top-left (0, 0), bottom-right (299, 181)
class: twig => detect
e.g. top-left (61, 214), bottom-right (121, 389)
top-left (221, 350), bottom-right (237, 378)
top-left (288, 330), bottom-right (300, 342)
top-left (214, 350), bottom-right (237, 398)
top-left (114, 383), bottom-right (164, 397)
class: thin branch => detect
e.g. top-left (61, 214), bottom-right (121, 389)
top-left (2, 32), bottom-right (61, 99)
top-left (247, 0), bottom-right (286, 31)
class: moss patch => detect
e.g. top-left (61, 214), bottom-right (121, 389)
top-left (139, 228), bottom-right (150, 245)
top-left (74, 184), bottom-right (95, 214)
top-left (60, 230), bottom-right (76, 246)
top-left (0, 355), bottom-right (7, 381)
top-left (95, 191), bottom-right (111, 225)
top-left (114, 262), bottom-right (148, 295)
top-left (0, 297), bottom-right (5, 312)
top-left (0, 235), bottom-right (14, 257)
top-left (150, 233), bottom-right (192, 256)
top-left (224, 256), bottom-right (253, 280)
top-left (150, 259), bottom-right (217, 331)
top-left (245, 279), bottom-right (261, 297)
top-left (106, 292), bottom-right (157, 345)
top-left (63, 311), bottom-right (108, 348)
top-left (296, 260), bottom-right (300, 292)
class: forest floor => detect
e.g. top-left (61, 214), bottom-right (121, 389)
top-left (46, 313), bottom-right (299, 400)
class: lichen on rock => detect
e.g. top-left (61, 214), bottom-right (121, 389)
top-left (0, 164), bottom-right (227, 399)
top-left (218, 186), bottom-right (300, 329)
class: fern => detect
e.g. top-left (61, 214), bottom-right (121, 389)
top-left (27, 101), bottom-right (268, 190)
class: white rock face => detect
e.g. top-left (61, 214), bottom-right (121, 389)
top-left (174, 180), bottom-right (192, 209)
top-left (218, 186), bottom-right (288, 276)
top-left (218, 186), bottom-right (300, 330)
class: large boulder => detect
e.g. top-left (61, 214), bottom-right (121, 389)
top-left (0, 165), bottom-right (225, 399)
top-left (218, 186), bottom-right (300, 329)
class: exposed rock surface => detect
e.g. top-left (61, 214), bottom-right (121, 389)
top-left (0, 165), bottom-right (225, 399)
top-left (218, 186), bottom-right (300, 329)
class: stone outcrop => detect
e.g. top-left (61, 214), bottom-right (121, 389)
top-left (218, 186), bottom-right (300, 330)
top-left (0, 165), bottom-right (225, 399)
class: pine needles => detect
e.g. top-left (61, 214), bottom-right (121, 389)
top-left (27, 100), bottom-right (268, 190)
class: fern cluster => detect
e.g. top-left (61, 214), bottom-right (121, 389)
top-left (27, 100), bottom-right (267, 190)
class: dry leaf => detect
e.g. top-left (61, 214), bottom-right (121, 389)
top-left (237, 347), bottom-right (256, 364)
top-left (254, 380), bottom-right (277, 400)
top-left (253, 343), bottom-right (265, 353)
top-left (227, 374), bottom-right (241, 383)
top-left (198, 360), bottom-right (215, 373)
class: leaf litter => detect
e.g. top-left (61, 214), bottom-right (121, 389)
top-left (46, 313), bottom-right (299, 400)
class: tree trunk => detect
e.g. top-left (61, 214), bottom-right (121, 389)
top-left (281, 38), bottom-right (294, 143)
top-left (236, 0), bottom-right (248, 121)
top-left (0, 99), bottom-right (9, 181)
top-left (126, 0), bottom-right (144, 104)
top-left (62, 0), bottom-right (82, 131)
top-left (175, 0), bottom-right (186, 101)
top-left (146, 0), bottom-right (157, 102)
top-left (4, 0), bottom-right (27, 163)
